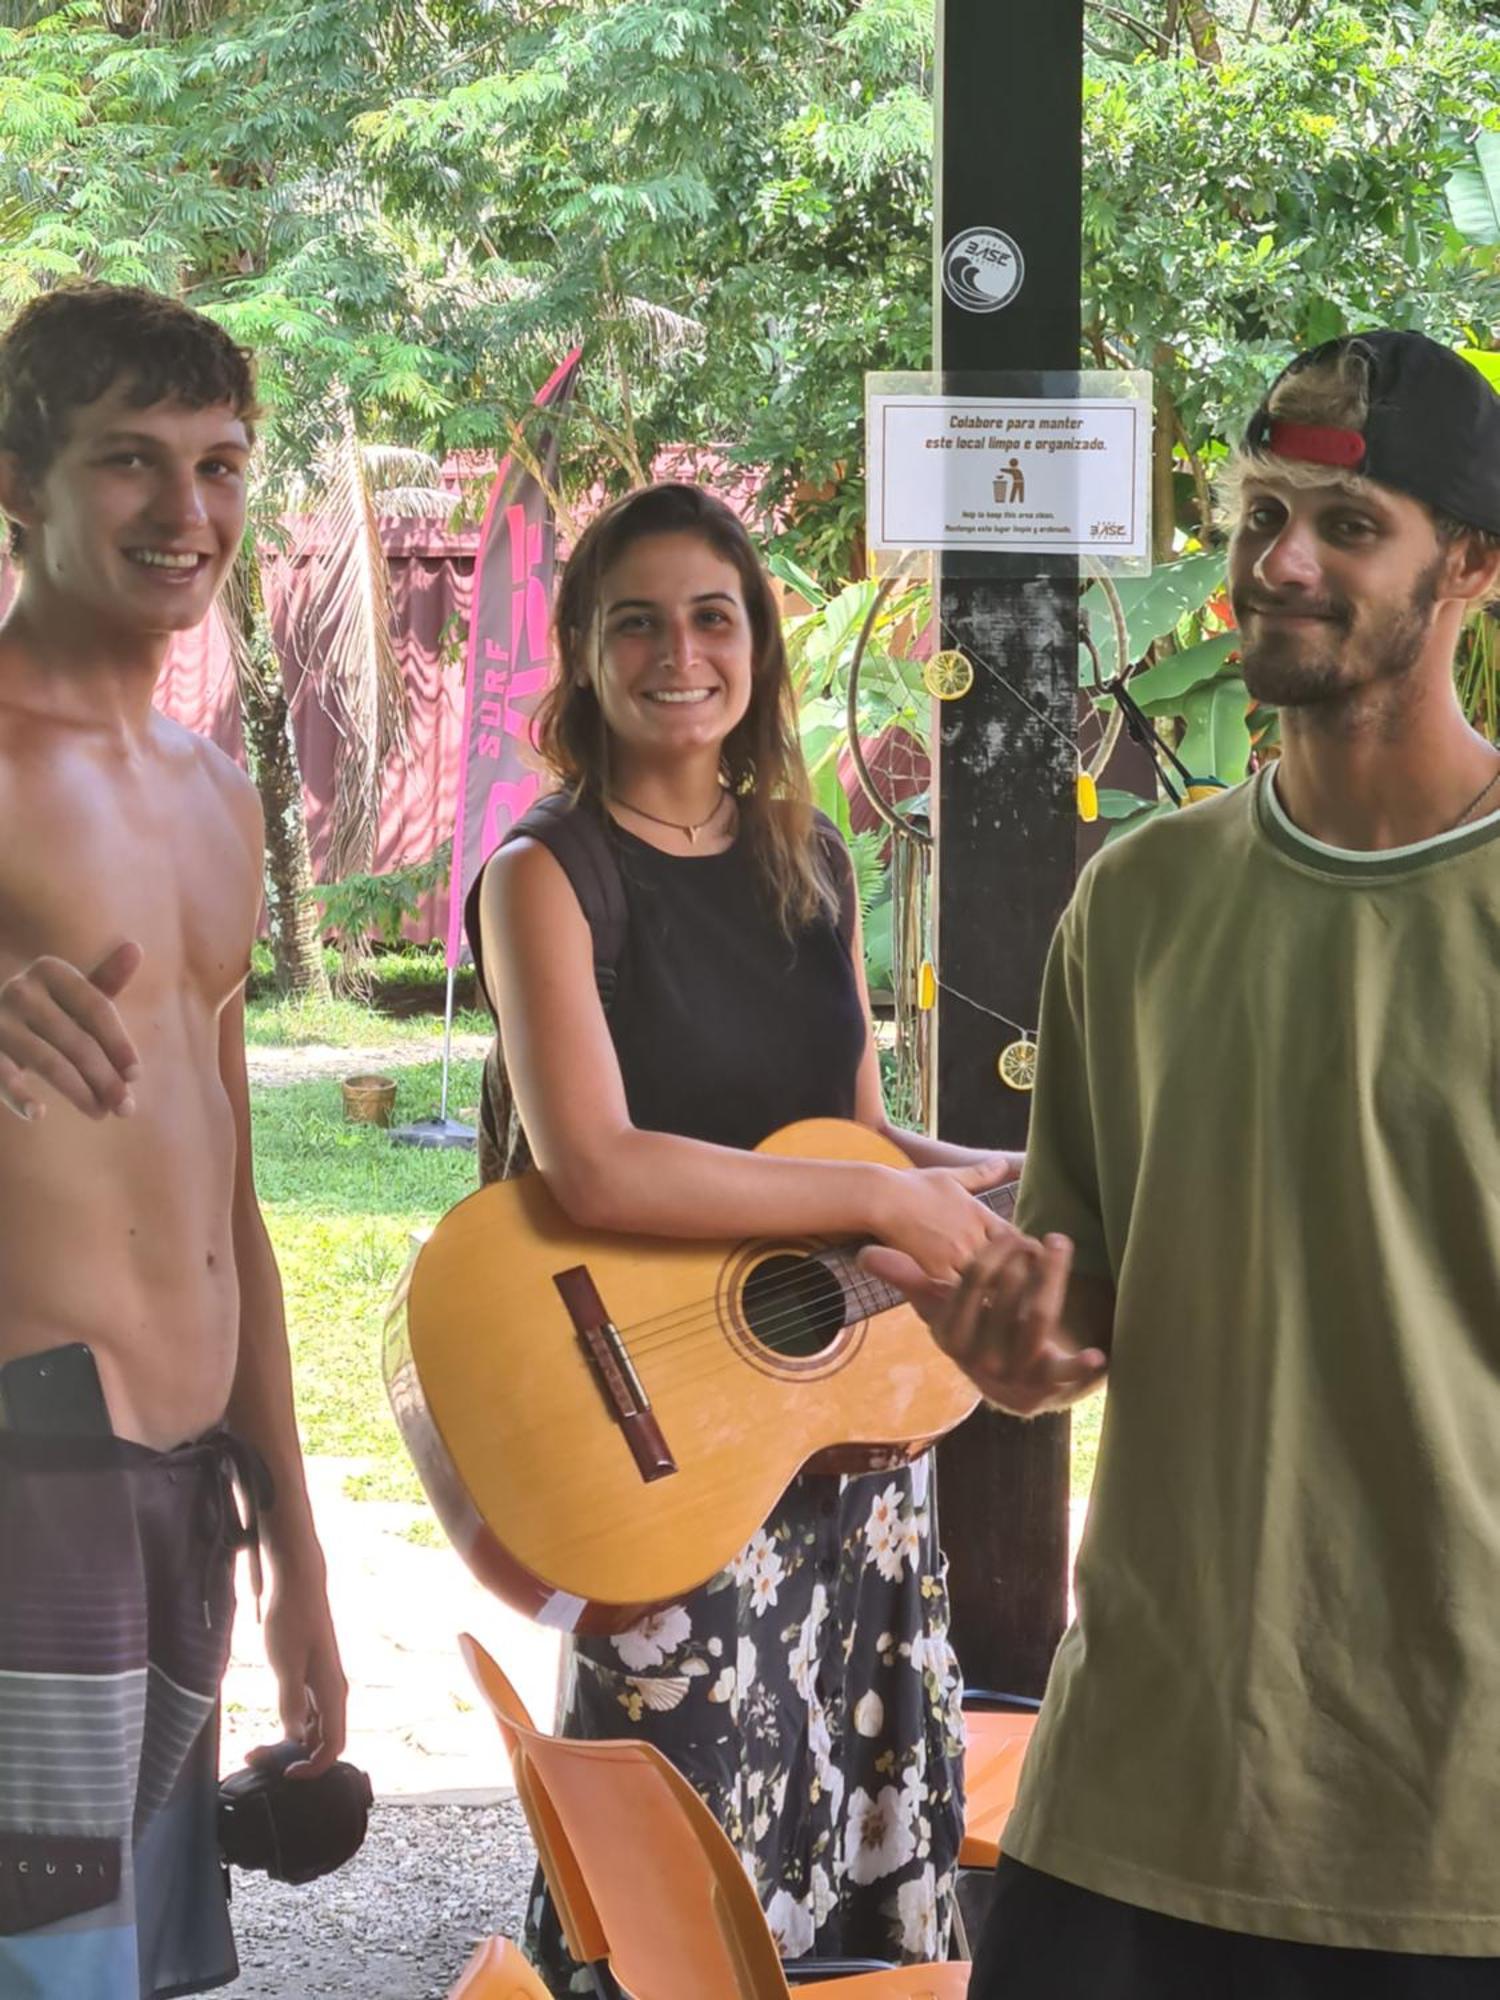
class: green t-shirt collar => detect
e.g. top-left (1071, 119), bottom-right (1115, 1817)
top-left (1257, 764), bottom-right (1500, 880)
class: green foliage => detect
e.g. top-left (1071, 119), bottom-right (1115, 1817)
top-left (1083, 5), bottom-right (1500, 464)
top-left (310, 842), bottom-right (452, 949)
top-left (1446, 131), bottom-right (1500, 246)
top-left (1, 0), bottom-right (1494, 580)
top-left (783, 568), bottom-right (934, 992)
top-left (1083, 553), bottom-right (1226, 673)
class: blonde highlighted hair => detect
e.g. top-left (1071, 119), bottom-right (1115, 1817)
top-left (532, 482), bottom-right (835, 933)
top-left (1222, 341), bottom-right (1500, 602)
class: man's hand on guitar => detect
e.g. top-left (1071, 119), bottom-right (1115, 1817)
top-left (862, 1225), bottom-right (1110, 1417)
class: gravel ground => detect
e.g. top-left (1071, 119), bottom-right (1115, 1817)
top-left (223, 1800), bottom-right (537, 1999)
top-left (245, 1034), bottom-right (490, 1088)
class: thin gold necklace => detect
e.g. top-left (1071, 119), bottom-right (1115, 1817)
top-left (608, 788), bottom-right (733, 845)
top-left (1448, 761), bottom-right (1500, 833)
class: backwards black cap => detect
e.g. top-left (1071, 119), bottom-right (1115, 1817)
top-left (1243, 330), bottom-right (1500, 536)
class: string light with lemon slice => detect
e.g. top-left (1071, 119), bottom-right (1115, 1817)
top-left (844, 564), bottom-right (1126, 1100)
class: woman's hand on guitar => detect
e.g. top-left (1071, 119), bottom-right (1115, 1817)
top-left (868, 1157), bottom-right (1014, 1285)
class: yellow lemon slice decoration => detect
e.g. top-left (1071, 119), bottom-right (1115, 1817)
top-left (923, 650), bottom-right (974, 701)
top-left (1076, 770), bottom-right (1099, 823)
top-left (917, 961), bottom-right (937, 1011)
top-left (997, 1040), bottom-right (1038, 1092)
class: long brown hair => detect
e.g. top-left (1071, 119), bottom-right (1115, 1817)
top-left (533, 482), bottom-right (832, 931)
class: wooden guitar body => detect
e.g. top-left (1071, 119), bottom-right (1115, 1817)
top-left (384, 1118), bottom-right (984, 1633)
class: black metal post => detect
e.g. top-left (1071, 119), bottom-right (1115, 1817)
top-left (933, 0), bottom-right (1084, 1694)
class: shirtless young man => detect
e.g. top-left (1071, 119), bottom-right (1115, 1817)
top-left (0, 283), bottom-right (345, 1997)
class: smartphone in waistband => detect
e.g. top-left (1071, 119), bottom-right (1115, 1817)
top-left (0, 1343), bottom-right (114, 1439)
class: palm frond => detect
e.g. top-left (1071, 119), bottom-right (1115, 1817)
top-left (368, 483), bottom-right (460, 518)
top-left (619, 294), bottom-right (706, 355)
top-left (360, 443), bottom-right (450, 493)
top-left (284, 399), bottom-right (410, 882)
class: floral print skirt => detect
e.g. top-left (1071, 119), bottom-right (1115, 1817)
top-left (523, 1456), bottom-right (966, 1992)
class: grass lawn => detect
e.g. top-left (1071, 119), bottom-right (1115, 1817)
top-left (1071, 1388), bottom-right (1103, 1502)
top-left (253, 1053), bottom-right (1105, 1507)
top-left (253, 1059), bottom-right (483, 1502)
top-left (246, 994), bottom-right (491, 1047)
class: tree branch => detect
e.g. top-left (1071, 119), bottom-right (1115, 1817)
top-left (1084, 30), bottom-right (1136, 60)
top-left (1175, 407), bottom-right (1215, 544)
top-left (1183, 4), bottom-right (1223, 62)
top-left (1090, 4), bottom-right (1169, 57)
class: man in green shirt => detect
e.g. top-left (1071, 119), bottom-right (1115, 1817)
top-left (875, 331), bottom-right (1500, 1994)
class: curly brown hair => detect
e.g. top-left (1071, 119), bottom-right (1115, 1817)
top-left (0, 283), bottom-right (259, 557)
top-left (533, 482), bottom-right (834, 935)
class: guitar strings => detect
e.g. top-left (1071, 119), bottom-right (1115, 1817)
top-left (535, 1183), bottom-right (1018, 1383)
top-left (502, 1186), bottom-right (1015, 1435)
top-left (524, 1216), bottom-right (1004, 1456)
top-left (572, 1179), bottom-right (1016, 1355)
top-left (584, 1178), bottom-right (1017, 1361)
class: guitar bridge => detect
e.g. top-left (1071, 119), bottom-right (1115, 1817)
top-left (553, 1266), bottom-right (677, 1484)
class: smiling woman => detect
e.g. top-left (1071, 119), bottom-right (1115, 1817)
top-left (462, 482), bottom-right (1020, 1980)
top-left (534, 480), bottom-right (827, 924)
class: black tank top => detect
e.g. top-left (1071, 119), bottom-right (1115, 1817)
top-left (483, 804), bottom-right (868, 1155)
top-left (598, 818), bottom-right (866, 1149)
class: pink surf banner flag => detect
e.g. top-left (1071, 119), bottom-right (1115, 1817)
top-left (445, 348), bottom-right (583, 966)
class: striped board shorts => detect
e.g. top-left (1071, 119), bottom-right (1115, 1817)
top-left (0, 1427), bottom-right (259, 1999)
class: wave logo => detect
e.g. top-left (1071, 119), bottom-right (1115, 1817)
top-left (941, 228), bottom-right (1025, 314)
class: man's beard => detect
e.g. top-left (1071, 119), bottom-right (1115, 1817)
top-left (1235, 557), bottom-right (1442, 710)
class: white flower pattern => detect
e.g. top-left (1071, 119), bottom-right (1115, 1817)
top-left (843, 1783), bottom-right (918, 1886)
top-left (526, 1460), bottom-right (962, 1985)
top-left (895, 1873), bottom-right (940, 1957)
top-left (766, 1888), bottom-right (816, 1959)
top-left (611, 1603), bottom-right (692, 1671)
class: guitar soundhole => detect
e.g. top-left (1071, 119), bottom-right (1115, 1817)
top-left (741, 1254), bottom-right (846, 1361)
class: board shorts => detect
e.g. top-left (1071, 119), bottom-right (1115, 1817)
top-left (0, 1426), bottom-right (266, 2000)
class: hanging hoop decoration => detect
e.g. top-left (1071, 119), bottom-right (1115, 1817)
top-left (922, 649), bottom-right (975, 701)
top-left (1079, 563), bottom-right (1132, 792)
top-left (997, 1039), bottom-right (1038, 1092)
top-left (846, 569), bottom-right (933, 849)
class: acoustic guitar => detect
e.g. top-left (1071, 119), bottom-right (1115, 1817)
top-left (384, 1117), bottom-right (1015, 1634)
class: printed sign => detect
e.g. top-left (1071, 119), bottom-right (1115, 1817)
top-left (867, 388), bottom-right (1151, 561)
top-left (940, 228), bottom-right (1025, 314)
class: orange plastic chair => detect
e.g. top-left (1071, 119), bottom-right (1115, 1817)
top-left (460, 1634), bottom-right (969, 1999)
top-left (958, 1705), bottom-right (1038, 1870)
top-left (449, 1935), bottom-right (553, 1998)
top-left (456, 1639), bottom-right (611, 1976)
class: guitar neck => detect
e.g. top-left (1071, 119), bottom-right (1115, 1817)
top-left (828, 1178), bottom-right (1018, 1322)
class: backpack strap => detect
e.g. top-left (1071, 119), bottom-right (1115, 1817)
top-left (811, 810), bottom-right (859, 957)
top-left (463, 790), bottom-right (628, 1018)
top-left (462, 792), bottom-right (630, 1186)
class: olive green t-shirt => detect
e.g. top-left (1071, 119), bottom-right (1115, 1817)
top-left (1006, 770), bottom-right (1500, 1952)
